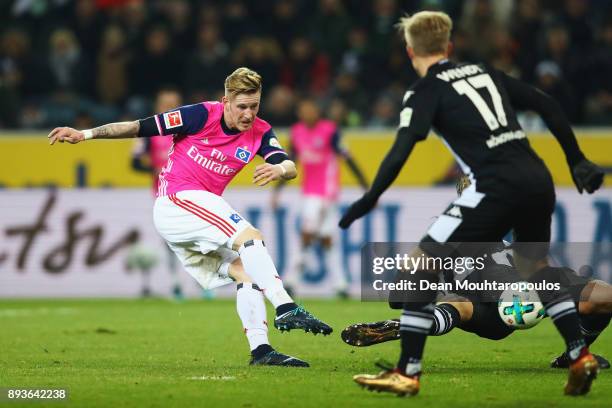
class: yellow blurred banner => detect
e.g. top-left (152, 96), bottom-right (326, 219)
top-left (1, 130), bottom-right (611, 188)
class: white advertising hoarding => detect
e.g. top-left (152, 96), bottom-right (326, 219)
top-left (0, 187), bottom-right (610, 297)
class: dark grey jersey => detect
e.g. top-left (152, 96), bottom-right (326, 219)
top-left (401, 60), bottom-right (551, 190)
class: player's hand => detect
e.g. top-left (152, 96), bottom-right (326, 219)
top-left (253, 163), bottom-right (283, 187)
top-left (339, 194), bottom-right (377, 229)
top-left (571, 159), bottom-right (604, 194)
top-left (48, 127), bottom-right (85, 145)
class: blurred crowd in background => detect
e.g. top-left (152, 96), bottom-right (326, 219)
top-left (1, 0), bottom-right (612, 130)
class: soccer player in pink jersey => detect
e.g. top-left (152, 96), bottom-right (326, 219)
top-left (272, 98), bottom-right (367, 297)
top-left (48, 67), bottom-right (333, 367)
top-left (132, 86), bottom-right (185, 299)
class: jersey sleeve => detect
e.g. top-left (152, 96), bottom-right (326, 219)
top-left (331, 128), bottom-right (348, 155)
top-left (398, 81), bottom-right (439, 141)
top-left (497, 70), bottom-right (585, 165)
top-left (257, 128), bottom-right (289, 164)
top-left (138, 103), bottom-right (209, 137)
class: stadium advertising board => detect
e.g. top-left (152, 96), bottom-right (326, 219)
top-left (1, 188), bottom-right (610, 298)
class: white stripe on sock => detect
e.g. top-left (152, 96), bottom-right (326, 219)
top-left (433, 309), bottom-right (446, 335)
top-left (546, 301), bottom-right (575, 319)
top-left (400, 314), bottom-right (433, 330)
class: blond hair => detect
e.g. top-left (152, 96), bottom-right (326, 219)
top-left (397, 11), bottom-right (452, 56)
top-left (224, 67), bottom-right (262, 98)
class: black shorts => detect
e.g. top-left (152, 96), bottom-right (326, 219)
top-left (459, 300), bottom-right (514, 340)
top-left (420, 173), bottom-right (555, 260)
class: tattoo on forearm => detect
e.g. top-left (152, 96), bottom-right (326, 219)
top-left (92, 121), bottom-right (140, 139)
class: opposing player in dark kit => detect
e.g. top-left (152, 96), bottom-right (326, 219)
top-left (342, 177), bottom-right (612, 369)
top-left (339, 11), bottom-right (604, 396)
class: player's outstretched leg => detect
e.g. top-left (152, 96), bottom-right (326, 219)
top-left (236, 282), bottom-right (308, 367)
top-left (342, 319), bottom-right (400, 346)
top-left (342, 303), bottom-right (462, 347)
top-left (234, 230), bottom-right (332, 335)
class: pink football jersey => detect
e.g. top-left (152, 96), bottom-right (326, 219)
top-left (157, 102), bottom-right (273, 196)
top-left (149, 136), bottom-right (173, 195)
top-left (290, 119), bottom-right (340, 200)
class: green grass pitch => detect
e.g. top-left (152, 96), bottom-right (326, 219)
top-left (1, 299), bottom-right (610, 408)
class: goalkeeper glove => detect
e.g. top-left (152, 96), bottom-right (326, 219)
top-left (571, 159), bottom-right (604, 194)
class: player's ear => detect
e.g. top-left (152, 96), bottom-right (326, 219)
top-left (447, 42), bottom-right (454, 58)
top-left (406, 46), bottom-right (415, 59)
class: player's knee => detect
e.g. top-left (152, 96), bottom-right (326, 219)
top-left (301, 232), bottom-right (316, 246)
top-left (233, 227), bottom-right (265, 251)
top-left (580, 299), bottom-right (612, 315)
top-left (228, 259), bottom-right (251, 283)
top-left (580, 281), bottom-right (612, 314)
top-left (320, 236), bottom-right (333, 248)
top-left (578, 301), bottom-right (595, 315)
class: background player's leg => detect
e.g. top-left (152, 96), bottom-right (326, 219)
top-left (321, 236), bottom-right (348, 296)
top-left (321, 202), bottom-right (348, 296)
top-left (283, 231), bottom-right (316, 294)
top-left (286, 197), bottom-right (323, 292)
top-left (164, 243), bottom-right (184, 300)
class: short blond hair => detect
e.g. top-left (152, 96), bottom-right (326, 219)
top-left (224, 67), bottom-right (262, 98)
top-left (397, 11), bottom-right (452, 56)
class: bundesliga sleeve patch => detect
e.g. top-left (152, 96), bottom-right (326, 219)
top-left (163, 110), bottom-right (183, 129)
top-left (269, 138), bottom-right (283, 149)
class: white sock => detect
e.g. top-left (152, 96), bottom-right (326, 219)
top-left (323, 241), bottom-right (347, 291)
top-left (238, 240), bottom-right (293, 308)
top-left (236, 283), bottom-right (269, 351)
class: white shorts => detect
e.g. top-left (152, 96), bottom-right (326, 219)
top-left (153, 190), bottom-right (251, 289)
top-left (301, 195), bottom-right (337, 237)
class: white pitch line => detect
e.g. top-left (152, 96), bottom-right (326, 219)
top-left (188, 376), bottom-right (236, 381)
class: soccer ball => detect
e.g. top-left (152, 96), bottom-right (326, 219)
top-left (498, 285), bottom-right (546, 329)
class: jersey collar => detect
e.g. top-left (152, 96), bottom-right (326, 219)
top-left (221, 115), bottom-right (242, 136)
top-left (427, 59), bottom-right (453, 75)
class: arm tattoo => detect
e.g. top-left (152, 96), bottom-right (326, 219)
top-left (91, 121), bottom-right (140, 139)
